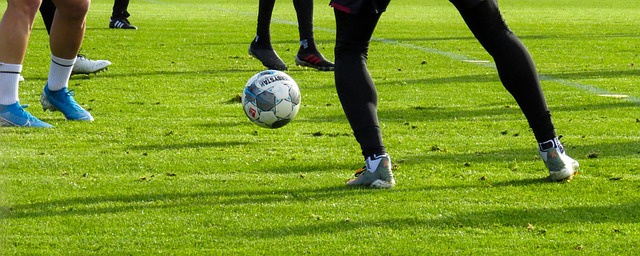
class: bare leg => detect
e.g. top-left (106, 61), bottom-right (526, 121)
top-left (49, 0), bottom-right (90, 59)
top-left (0, 0), bottom-right (41, 64)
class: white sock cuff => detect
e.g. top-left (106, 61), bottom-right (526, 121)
top-left (0, 63), bottom-right (23, 73)
top-left (51, 55), bottom-right (76, 67)
top-left (0, 63), bottom-right (21, 105)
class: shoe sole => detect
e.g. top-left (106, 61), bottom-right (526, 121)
top-left (347, 178), bottom-right (395, 189)
top-left (40, 93), bottom-right (59, 113)
top-left (294, 56), bottom-right (334, 71)
top-left (548, 161), bottom-right (580, 182)
top-left (72, 67), bottom-right (109, 76)
top-left (371, 179), bottom-right (395, 188)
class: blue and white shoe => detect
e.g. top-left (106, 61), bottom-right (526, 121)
top-left (41, 84), bottom-right (94, 121)
top-left (0, 102), bottom-right (53, 128)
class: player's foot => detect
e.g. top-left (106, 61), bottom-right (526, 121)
top-left (540, 142), bottom-right (579, 181)
top-left (109, 18), bottom-right (137, 29)
top-left (347, 154), bottom-right (395, 188)
top-left (41, 84), bottom-right (94, 121)
top-left (249, 44), bottom-right (288, 71)
top-left (0, 102), bottom-right (53, 128)
top-left (72, 55), bottom-right (111, 75)
top-left (295, 51), bottom-right (335, 71)
top-left (19, 75), bottom-right (24, 82)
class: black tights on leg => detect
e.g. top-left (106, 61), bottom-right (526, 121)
top-left (334, 10), bottom-right (385, 158)
top-left (452, 0), bottom-right (556, 142)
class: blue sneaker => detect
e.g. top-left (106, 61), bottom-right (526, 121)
top-left (41, 84), bottom-right (93, 121)
top-left (0, 102), bottom-right (53, 128)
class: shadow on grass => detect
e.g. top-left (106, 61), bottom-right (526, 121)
top-left (5, 182), bottom-right (639, 236)
top-left (4, 185), bottom-right (355, 219)
top-left (240, 201), bottom-right (640, 239)
top-left (397, 140), bottom-right (640, 165)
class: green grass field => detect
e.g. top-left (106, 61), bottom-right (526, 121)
top-left (1, 0), bottom-right (639, 254)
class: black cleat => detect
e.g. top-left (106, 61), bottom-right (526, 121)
top-left (109, 18), bottom-right (137, 29)
top-left (295, 51), bottom-right (335, 71)
top-left (248, 45), bottom-right (288, 71)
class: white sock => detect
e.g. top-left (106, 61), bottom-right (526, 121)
top-left (47, 55), bottom-right (76, 91)
top-left (0, 63), bottom-right (22, 105)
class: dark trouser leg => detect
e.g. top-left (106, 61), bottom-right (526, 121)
top-left (293, 0), bottom-right (316, 51)
top-left (254, 0), bottom-right (276, 47)
top-left (111, 0), bottom-right (131, 20)
top-left (452, 0), bottom-right (556, 142)
top-left (334, 10), bottom-right (385, 158)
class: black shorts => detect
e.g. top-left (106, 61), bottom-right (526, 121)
top-left (330, 0), bottom-right (391, 15)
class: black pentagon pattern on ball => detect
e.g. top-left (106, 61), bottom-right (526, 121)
top-left (271, 118), bottom-right (291, 129)
top-left (256, 90), bottom-right (276, 111)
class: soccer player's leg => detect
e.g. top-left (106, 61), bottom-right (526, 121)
top-left (451, 0), bottom-right (579, 181)
top-left (333, 8), bottom-right (394, 188)
top-left (41, 0), bottom-right (94, 121)
top-left (0, 0), bottom-right (53, 128)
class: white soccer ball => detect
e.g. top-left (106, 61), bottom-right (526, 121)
top-left (242, 70), bottom-right (301, 128)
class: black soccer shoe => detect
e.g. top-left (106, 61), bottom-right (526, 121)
top-left (109, 18), bottom-right (137, 29)
top-left (248, 46), bottom-right (288, 71)
top-left (294, 51), bottom-right (335, 71)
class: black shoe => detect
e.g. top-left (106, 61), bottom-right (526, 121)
top-left (248, 45), bottom-right (288, 71)
top-left (295, 51), bottom-right (335, 71)
top-left (109, 18), bottom-right (137, 29)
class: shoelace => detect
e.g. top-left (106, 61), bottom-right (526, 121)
top-left (15, 104), bottom-right (42, 123)
top-left (353, 166), bottom-right (366, 177)
top-left (66, 90), bottom-right (85, 111)
top-left (53, 89), bottom-right (85, 112)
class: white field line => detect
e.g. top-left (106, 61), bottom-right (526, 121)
top-left (226, 8), bottom-right (640, 104)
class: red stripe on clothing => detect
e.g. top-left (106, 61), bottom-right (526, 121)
top-left (304, 55), bottom-right (321, 64)
top-left (330, 3), bottom-right (351, 13)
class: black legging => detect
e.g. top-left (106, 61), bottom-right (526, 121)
top-left (255, 0), bottom-right (316, 50)
top-left (334, 0), bottom-right (557, 159)
top-left (334, 10), bottom-right (385, 158)
top-left (453, 0), bottom-right (555, 142)
top-left (111, 0), bottom-right (131, 20)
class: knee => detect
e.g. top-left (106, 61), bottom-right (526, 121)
top-left (335, 40), bottom-right (369, 60)
top-left (53, 0), bottom-right (90, 20)
top-left (6, 0), bottom-right (42, 18)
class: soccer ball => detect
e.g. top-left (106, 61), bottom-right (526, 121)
top-left (242, 70), bottom-right (301, 128)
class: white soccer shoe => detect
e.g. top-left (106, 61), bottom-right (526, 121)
top-left (540, 147), bottom-right (579, 181)
top-left (72, 55), bottom-right (111, 75)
